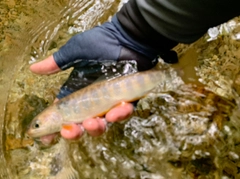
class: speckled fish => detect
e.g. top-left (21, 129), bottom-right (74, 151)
top-left (27, 69), bottom-right (169, 138)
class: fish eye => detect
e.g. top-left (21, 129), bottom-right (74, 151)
top-left (32, 120), bottom-right (40, 129)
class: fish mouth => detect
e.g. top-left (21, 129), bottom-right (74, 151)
top-left (27, 128), bottom-right (60, 146)
top-left (29, 134), bottom-right (60, 148)
top-left (27, 128), bottom-right (55, 138)
top-left (26, 129), bottom-right (42, 138)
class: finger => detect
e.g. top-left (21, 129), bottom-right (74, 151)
top-left (61, 123), bottom-right (84, 140)
top-left (82, 117), bottom-right (106, 137)
top-left (105, 102), bottom-right (134, 122)
top-left (53, 98), bottom-right (59, 103)
top-left (30, 55), bottom-right (61, 75)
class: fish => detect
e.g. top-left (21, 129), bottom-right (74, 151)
top-left (27, 68), bottom-right (170, 138)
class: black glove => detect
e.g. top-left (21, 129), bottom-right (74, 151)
top-left (53, 15), bottom-right (177, 99)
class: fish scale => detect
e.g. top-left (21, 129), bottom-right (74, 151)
top-left (27, 69), bottom-right (168, 138)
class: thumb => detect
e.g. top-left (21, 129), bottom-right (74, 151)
top-left (30, 55), bottom-right (61, 75)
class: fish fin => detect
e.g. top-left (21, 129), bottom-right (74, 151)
top-left (62, 124), bottom-right (74, 130)
top-left (55, 166), bottom-right (79, 179)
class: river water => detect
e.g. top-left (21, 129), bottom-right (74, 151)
top-left (0, 0), bottom-right (125, 178)
top-left (1, 0), bottom-right (240, 178)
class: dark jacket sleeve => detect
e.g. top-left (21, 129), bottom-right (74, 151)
top-left (117, 0), bottom-right (240, 44)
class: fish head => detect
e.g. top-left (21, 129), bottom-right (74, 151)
top-left (27, 108), bottom-right (63, 138)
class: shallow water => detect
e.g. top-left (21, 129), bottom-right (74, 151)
top-left (1, 0), bottom-right (240, 178)
top-left (0, 0), bottom-right (125, 178)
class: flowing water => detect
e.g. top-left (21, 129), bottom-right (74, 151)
top-left (0, 0), bottom-right (126, 178)
top-left (1, 0), bottom-right (240, 178)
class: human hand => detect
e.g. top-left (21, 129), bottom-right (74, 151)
top-left (30, 55), bottom-right (134, 145)
top-left (29, 15), bottom-right (159, 144)
top-left (29, 22), bottom-right (150, 145)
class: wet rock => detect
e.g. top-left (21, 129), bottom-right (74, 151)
top-left (6, 135), bottom-right (33, 150)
